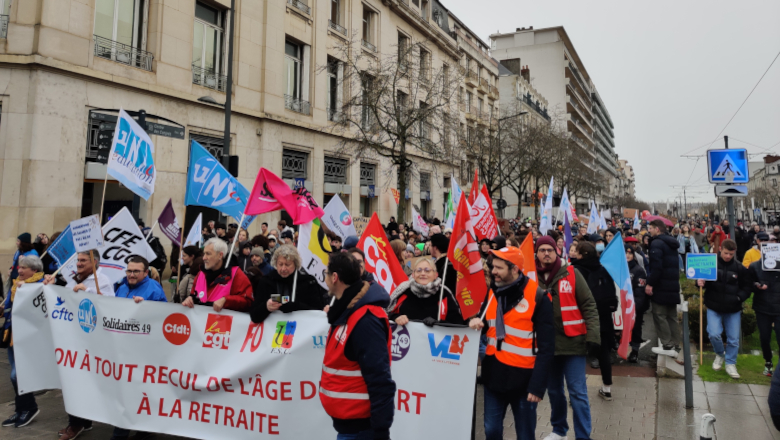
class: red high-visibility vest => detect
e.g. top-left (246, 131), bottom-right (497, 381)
top-left (319, 305), bottom-right (391, 420)
top-left (485, 281), bottom-right (539, 369)
top-left (558, 266), bottom-right (587, 337)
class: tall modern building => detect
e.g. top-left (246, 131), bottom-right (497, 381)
top-left (490, 26), bottom-right (618, 209)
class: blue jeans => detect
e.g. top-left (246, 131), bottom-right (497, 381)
top-left (336, 431), bottom-right (373, 440)
top-left (483, 386), bottom-right (538, 440)
top-left (547, 355), bottom-right (592, 440)
top-left (8, 347), bottom-right (37, 413)
top-left (707, 309), bottom-right (741, 365)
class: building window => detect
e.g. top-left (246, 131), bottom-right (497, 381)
top-left (362, 6), bottom-right (376, 51)
top-left (93, 0), bottom-right (152, 70)
top-left (774, 179), bottom-right (777, 188)
top-left (327, 57), bottom-right (340, 121)
top-left (328, 0), bottom-right (346, 34)
top-left (285, 39), bottom-right (310, 114)
top-left (361, 74), bottom-right (374, 129)
top-left (192, 1), bottom-right (226, 90)
top-left (398, 33), bottom-right (410, 67)
top-left (360, 163), bottom-right (376, 186)
top-left (466, 92), bottom-right (472, 112)
top-left (419, 102), bottom-right (430, 140)
top-left (282, 149), bottom-right (308, 179)
top-left (421, 0), bottom-right (430, 21)
top-left (191, 133), bottom-right (226, 161)
top-left (396, 90), bottom-right (408, 118)
top-left (477, 98), bottom-right (483, 118)
top-left (324, 157), bottom-right (348, 184)
top-left (420, 48), bottom-right (430, 82)
top-left (442, 64), bottom-right (450, 93)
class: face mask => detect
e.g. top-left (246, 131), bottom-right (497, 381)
top-left (596, 243), bottom-right (605, 252)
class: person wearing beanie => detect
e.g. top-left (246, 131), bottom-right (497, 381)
top-left (469, 246), bottom-right (554, 440)
top-left (626, 245), bottom-right (648, 363)
top-left (343, 235), bottom-right (360, 250)
top-left (535, 235), bottom-right (600, 440)
top-left (491, 236), bottom-right (507, 250)
top-left (235, 241), bottom-right (254, 272)
top-left (10, 233), bottom-right (38, 283)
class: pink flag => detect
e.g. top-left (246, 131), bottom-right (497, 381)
top-left (292, 186), bottom-right (325, 225)
top-left (245, 168), bottom-right (323, 225)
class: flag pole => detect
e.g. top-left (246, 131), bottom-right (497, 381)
top-left (224, 211), bottom-right (246, 267)
top-left (98, 167), bottom-right (109, 224)
top-left (291, 269), bottom-right (299, 302)
top-left (89, 249), bottom-right (102, 296)
top-left (699, 285), bottom-right (703, 365)
top-left (50, 253), bottom-right (77, 279)
top-left (145, 221), bottom-right (158, 240)
top-left (175, 206), bottom-right (187, 298)
top-left (438, 257), bottom-right (449, 322)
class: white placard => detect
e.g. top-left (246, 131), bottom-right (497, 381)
top-left (69, 214), bottom-right (104, 252)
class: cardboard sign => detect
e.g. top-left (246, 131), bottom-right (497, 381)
top-left (69, 214), bottom-right (104, 252)
top-left (686, 253), bottom-right (718, 280)
top-left (761, 243), bottom-right (780, 271)
top-left (353, 216), bottom-right (371, 236)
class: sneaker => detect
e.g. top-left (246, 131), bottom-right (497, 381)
top-left (651, 345), bottom-right (678, 357)
top-left (542, 433), bottom-right (567, 440)
top-left (2, 414), bottom-right (19, 427)
top-left (58, 425), bottom-right (84, 440)
top-left (15, 409), bottom-right (39, 428)
top-left (765, 362), bottom-right (774, 377)
top-left (59, 424), bottom-right (91, 436)
top-left (591, 358), bottom-right (600, 369)
top-left (712, 354), bottom-right (725, 371)
top-left (726, 364), bottom-right (740, 379)
top-left (599, 389), bottom-right (613, 401)
top-left (628, 349), bottom-right (639, 363)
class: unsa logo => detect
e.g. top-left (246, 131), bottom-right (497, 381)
top-left (163, 313), bottom-right (191, 346)
top-left (203, 314), bottom-right (233, 350)
top-left (340, 211), bottom-right (352, 226)
top-left (390, 323), bottom-right (411, 361)
top-left (77, 299), bottom-right (97, 333)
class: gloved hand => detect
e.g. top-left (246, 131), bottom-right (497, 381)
top-left (587, 341), bottom-right (601, 355)
top-left (423, 317), bottom-right (437, 327)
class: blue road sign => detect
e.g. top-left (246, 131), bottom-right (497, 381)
top-left (686, 253), bottom-right (718, 281)
top-left (707, 149), bottom-right (748, 183)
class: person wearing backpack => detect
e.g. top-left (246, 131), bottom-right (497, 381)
top-left (572, 240), bottom-right (617, 401)
top-left (139, 221), bottom-right (167, 275)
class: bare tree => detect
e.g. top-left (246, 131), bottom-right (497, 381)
top-left (322, 35), bottom-right (462, 221)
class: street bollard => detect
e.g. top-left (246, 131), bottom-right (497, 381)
top-left (700, 413), bottom-right (716, 439)
top-left (682, 300), bottom-right (694, 409)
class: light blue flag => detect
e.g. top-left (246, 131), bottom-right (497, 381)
top-left (185, 140), bottom-right (255, 229)
top-left (47, 225), bottom-right (76, 266)
top-left (587, 202), bottom-right (600, 234)
top-left (600, 231), bottom-right (636, 359)
top-left (106, 109), bottom-right (156, 200)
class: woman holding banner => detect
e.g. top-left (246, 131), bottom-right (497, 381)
top-left (386, 259), bottom-right (461, 326)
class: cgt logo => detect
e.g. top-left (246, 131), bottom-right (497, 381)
top-left (163, 314), bottom-right (191, 345)
top-left (203, 314), bottom-right (233, 350)
top-left (271, 321), bottom-right (297, 354)
top-left (77, 299), bottom-right (98, 333)
top-left (428, 333), bottom-right (469, 363)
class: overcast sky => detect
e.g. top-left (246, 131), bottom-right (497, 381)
top-left (445, 0), bottom-right (780, 206)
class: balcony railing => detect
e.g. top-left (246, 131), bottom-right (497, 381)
top-left (489, 85), bottom-right (499, 97)
top-left (287, 0), bottom-right (311, 15)
top-left (362, 39), bottom-right (376, 52)
top-left (94, 35), bottom-right (154, 71)
top-left (0, 15), bottom-right (7, 39)
top-left (479, 77), bottom-right (489, 89)
top-left (327, 108), bottom-right (342, 122)
top-left (192, 64), bottom-right (227, 92)
top-left (568, 62), bottom-right (589, 92)
top-left (285, 94), bottom-right (311, 115)
top-left (328, 19), bottom-right (346, 35)
top-left (524, 94), bottom-right (550, 121)
top-left (466, 69), bottom-right (478, 81)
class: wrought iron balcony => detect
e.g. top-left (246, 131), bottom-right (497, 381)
top-left (327, 107), bottom-right (342, 122)
top-left (285, 94), bottom-right (311, 115)
top-left (0, 15), bottom-right (7, 39)
top-left (362, 39), bottom-right (376, 52)
top-left (94, 35), bottom-right (154, 71)
top-left (328, 20), bottom-right (346, 35)
top-left (192, 64), bottom-right (227, 92)
top-left (287, 0), bottom-right (311, 15)
top-left (524, 94), bottom-right (550, 121)
top-left (467, 69), bottom-right (478, 81)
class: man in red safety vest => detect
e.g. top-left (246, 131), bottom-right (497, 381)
top-left (469, 246), bottom-right (555, 440)
top-left (534, 235), bottom-right (600, 440)
top-left (321, 252), bottom-right (396, 440)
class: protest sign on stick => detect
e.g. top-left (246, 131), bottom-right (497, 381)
top-left (70, 214), bottom-right (105, 295)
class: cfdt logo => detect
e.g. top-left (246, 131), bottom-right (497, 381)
top-left (77, 298), bottom-right (97, 333)
top-left (428, 333), bottom-right (469, 364)
top-left (340, 211), bottom-right (352, 226)
top-left (163, 314), bottom-right (191, 345)
top-left (271, 321), bottom-right (297, 354)
top-left (51, 297), bottom-right (73, 322)
top-left (203, 314), bottom-right (233, 350)
top-left (390, 323), bottom-right (411, 361)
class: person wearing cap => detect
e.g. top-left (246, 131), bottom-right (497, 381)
top-left (589, 233), bottom-right (606, 255)
top-left (9, 233), bottom-right (38, 283)
top-left (469, 246), bottom-right (555, 440)
top-left (235, 241), bottom-right (254, 272)
top-left (250, 247), bottom-right (273, 276)
top-left (744, 231), bottom-right (769, 269)
top-left (267, 235), bottom-right (279, 257)
top-left (215, 223), bottom-right (227, 241)
top-left (281, 229), bottom-right (294, 245)
top-left (749, 240), bottom-right (780, 377)
top-left (534, 235), bottom-right (600, 440)
top-left (624, 236), bottom-right (646, 271)
top-left (443, 228), bottom-right (452, 239)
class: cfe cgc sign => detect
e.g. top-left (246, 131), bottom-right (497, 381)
top-left (761, 243), bottom-right (780, 271)
top-left (686, 253), bottom-right (717, 281)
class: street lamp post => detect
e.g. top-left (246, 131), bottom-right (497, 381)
top-left (496, 111), bottom-right (528, 218)
top-left (222, 0), bottom-right (236, 172)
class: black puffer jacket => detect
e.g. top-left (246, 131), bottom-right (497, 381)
top-left (572, 256), bottom-right (618, 312)
top-left (647, 234), bottom-right (681, 305)
top-left (703, 256), bottom-right (750, 314)
top-left (749, 261), bottom-right (780, 316)
top-left (628, 259), bottom-right (647, 311)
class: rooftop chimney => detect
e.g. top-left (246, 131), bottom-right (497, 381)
top-left (521, 65), bottom-right (530, 82)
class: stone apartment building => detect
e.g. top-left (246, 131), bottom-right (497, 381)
top-left (0, 0), bottom-right (495, 265)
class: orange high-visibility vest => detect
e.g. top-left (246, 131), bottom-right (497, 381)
top-left (485, 281), bottom-right (539, 369)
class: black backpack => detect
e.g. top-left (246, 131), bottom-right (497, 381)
top-left (147, 236), bottom-right (168, 272)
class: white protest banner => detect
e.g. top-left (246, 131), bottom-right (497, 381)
top-left (61, 207), bottom-right (157, 286)
top-left (412, 206), bottom-right (429, 237)
top-left (70, 214), bottom-right (104, 252)
top-left (107, 109), bottom-right (156, 200)
top-left (321, 194), bottom-right (357, 240)
top-left (13, 284), bottom-right (478, 440)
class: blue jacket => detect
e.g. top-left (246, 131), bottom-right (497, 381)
top-left (330, 281), bottom-right (395, 439)
top-left (10, 249), bottom-right (38, 282)
top-left (115, 276), bottom-right (168, 302)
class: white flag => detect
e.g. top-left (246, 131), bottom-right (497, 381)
top-left (321, 194), bottom-right (357, 240)
top-left (559, 188), bottom-right (572, 224)
top-left (540, 177), bottom-right (554, 235)
top-left (599, 210), bottom-right (609, 229)
top-left (180, 213), bottom-right (203, 264)
top-left (106, 109), bottom-right (156, 200)
top-left (297, 219), bottom-right (331, 289)
top-left (587, 202), bottom-right (600, 234)
top-left (412, 206), bottom-right (430, 237)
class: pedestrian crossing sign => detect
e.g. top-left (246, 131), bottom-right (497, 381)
top-left (707, 149), bottom-right (748, 183)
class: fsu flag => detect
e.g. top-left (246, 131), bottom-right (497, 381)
top-left (448, 193), bottom-right (488, 319)
top-left (358, 213), bottom-right (409, 294)
top-left (245, 168), bottom-right (324, 225)
top-left (600, 232), bottom-right (635, 360)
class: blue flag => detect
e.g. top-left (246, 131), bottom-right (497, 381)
top-left (563, 215), bottom-right (573, 260)
top-left (599, 232), bottom-right (635, 360)
top-left (47, 225), bottom-right (76, 266)
top-left (185, 140), bottom-right (255, 229)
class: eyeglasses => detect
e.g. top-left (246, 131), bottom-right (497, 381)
top-left (415, 268), bottom-right (434, 274)
top-left (537, 248), bottom-right (557, 254)
top-left (125, 270), bottom-right (144, 275)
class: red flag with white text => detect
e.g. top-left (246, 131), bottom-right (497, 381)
top-left (357, 213), bottom-right (409, 294)
top-left (468, 169), bottom-right (479, 205)
top-left (471, 185), bottom-right (499, 241)
top-left (448, 193), bottom-right (488, 319)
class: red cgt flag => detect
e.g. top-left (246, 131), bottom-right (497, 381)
top-left (448, 193), bottom-right (488, 319)
top-left (245, 168), bottom-right (324, 225)
top-left (357, 213), bottom-right (408, 295)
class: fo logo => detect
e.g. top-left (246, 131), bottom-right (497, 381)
top-left (271, 321), bottom-right (297, 354)
top-left (340, 211), bottom-right (352, 226)
top-left (163, 314), bottom-right (191, 345)
top-left (428, 333), bottom-right (469, 363)
top-left (390, 323), bottom-right (411, 361)
top-left (77, 299), bottom-right (97, 333)
top-left (203, 314), bottom-right (233, 350)
top-left (559, 280), bottom-right (573, 294)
